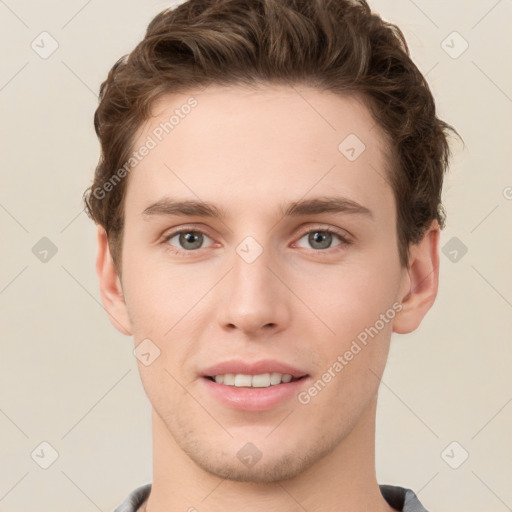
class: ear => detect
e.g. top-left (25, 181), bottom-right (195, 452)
top-left (393, 220), bottom-right (440, 334)
top-left (96, 226), bottom-right (132, 336)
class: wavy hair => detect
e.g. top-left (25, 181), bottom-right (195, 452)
top-left (83, 0), bottom-right (458, 272)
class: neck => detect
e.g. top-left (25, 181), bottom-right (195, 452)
top-left (144, 395), bottom-right (394, 512)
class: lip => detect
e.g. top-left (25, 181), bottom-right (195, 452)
top-left (200, 359), bottom-right (308, 379)
top-left (200, 374), bottom-right (310, 411)
top-left (199, 359), bottom-right (310, 412)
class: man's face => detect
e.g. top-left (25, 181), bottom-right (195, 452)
top-left (114, 85), bottom-right (410, 482)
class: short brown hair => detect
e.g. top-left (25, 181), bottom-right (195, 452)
top-left (83, 0), bottom-right (458, 273)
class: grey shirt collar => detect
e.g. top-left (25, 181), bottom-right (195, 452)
top-left (114, 482), bottom-right (430, 512)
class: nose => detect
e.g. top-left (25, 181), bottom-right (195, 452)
top-left (217, 243), bottom-right (291, 336)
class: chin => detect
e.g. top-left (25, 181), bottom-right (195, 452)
top-left (194, 453), bottom-right (307, 483)
top-left (181, 433), bottom-right (339, 484)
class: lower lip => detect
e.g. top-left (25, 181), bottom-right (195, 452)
top-left (200, 376), bottom-right (310, 411)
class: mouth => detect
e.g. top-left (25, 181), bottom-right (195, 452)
top-left (204, 372), bottom-right (308, 388)
top-left (199, 360), bottom-right (310, 410)
top-left (201, 372), bottom-right (310, 412)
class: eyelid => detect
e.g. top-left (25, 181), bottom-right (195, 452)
top-left (294, 224), bottom-right (352, 243)
top-left (291, 225), bottom-right (352, 253)
top-left (161, 223), bottom-right (352, 255)
top-left (161, 225), bottom-right (216, 248)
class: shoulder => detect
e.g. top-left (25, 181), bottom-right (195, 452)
top-left (113, 483), bottom-right (152, 512)
top-left (380, 484), bottom-right (431, 512)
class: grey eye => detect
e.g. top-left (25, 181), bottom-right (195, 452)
top-left (168, 231), bottom-right (211, 250)
top-left (296, 230), bottom-right (342, 250)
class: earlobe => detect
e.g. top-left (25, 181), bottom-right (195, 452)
top-left (96, 226), bottom-right (132, 336)
top-left (393, 221), bottom-right (440, 335)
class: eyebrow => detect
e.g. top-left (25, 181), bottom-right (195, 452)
top-left (141, 196), bottom-right (373, 220)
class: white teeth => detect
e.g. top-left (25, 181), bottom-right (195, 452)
top-left (252, 373), bottom-right (271, 387)
top-left (223, 374), bottom-right (235, 385)
top-left (210, 372), bottom-right (298, 388)
top-left (269, 372), bottom-right (283, 385)
top-left (234, 374), bottom-right (253, 387)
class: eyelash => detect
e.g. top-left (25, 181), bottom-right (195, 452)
top-left (161, 225), bottom-right (352, 257)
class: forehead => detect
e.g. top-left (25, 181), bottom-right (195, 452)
top-left (124, 84), bottom-right (394, 223)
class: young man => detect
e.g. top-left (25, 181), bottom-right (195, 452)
top-left (84, 1), bottom-right (456, 510)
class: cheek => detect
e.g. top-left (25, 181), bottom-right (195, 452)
top-left (299, 269), bottom-right (397, 414)
top-left (293, 257), bottom-right (399, 341)
top-left (121, 225), bottom-right (401, 345)
top-left (121, 250), bottom-right (203, 335)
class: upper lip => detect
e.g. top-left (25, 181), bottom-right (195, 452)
top-left (201, 359), bottom-right (308, 379)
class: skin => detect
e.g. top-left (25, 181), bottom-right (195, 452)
top-left (96, 84), bottom-right (440, 512)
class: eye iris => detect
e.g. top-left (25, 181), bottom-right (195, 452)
top-left (180, 232), bottom-right (203, 250)
top-left (309, 231), bottom-right (332, 250)
top-left (173, 230), bottom-right (338, 251)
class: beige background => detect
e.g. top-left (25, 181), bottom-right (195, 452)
top-left (1, 1), bottom-right (511, 511)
